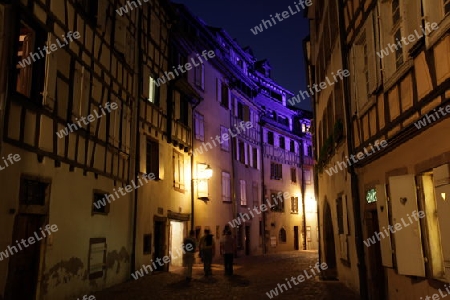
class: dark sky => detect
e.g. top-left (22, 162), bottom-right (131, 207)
top-left (173, 0), bottom-right (312, 111)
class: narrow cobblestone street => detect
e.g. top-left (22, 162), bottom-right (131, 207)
top-left (93, 251), bottom-right (359, 300)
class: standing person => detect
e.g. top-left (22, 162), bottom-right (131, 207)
top-left (199, 229), bottom-right (215, 276)
top-left (220, 229), bottom-right (235, 276)
top-left (183, 230), bottom-right (196, 282)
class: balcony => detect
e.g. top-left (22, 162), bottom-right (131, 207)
top-left (261, 114), bottom-right (291, 133)
top-left (231, 115), bottom-right (260, 144)
top-left (264, 144), bottom-right (300, 166)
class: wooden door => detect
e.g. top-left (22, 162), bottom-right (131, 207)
top-left (5, 214), bottom-right (45, 300)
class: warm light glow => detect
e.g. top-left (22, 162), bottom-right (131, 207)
top-left (197, 163), bottom-right (213, 180)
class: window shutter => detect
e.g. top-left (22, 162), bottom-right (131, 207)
top-left (377, 1), bottom-right (395, 80)
top-left (140, 136), bottom-right (146, 173)
top-left (240, 180), bottom-right (246, 205)
top-left (216, 78), bottom-right (221, 102)
top-left (388, 175), bottom-right (425, 276)
top-left (366, 12), bottom-right (378, 94)
top-left (376, 184), bottom-right (393, 267)
top-left (114, 19), bottom-right (126, 54)
top-left (158, 143), bottom-right (164, 180)
top-left (433, 164), bottom-right (450, 281)
top-left (42, 33), bottom-right (57, 110)
top-left (402, 0), bottom-right (421, 53)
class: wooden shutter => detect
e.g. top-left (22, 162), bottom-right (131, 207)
top-left (376, 184), bottom-right (393, 267)
top-left (389, 175), bottom-right (425, 276)
top-left (433, 164), bottom-right (450, 281)
top-left (366, 12), bottom-right (378, 94)
top-left (43, 33), bottom-right (57, 110)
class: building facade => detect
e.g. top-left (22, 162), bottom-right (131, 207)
top-left (0, 0), bottom-right (315, 298)
top-left (308, 0), bottom-right (450, 299)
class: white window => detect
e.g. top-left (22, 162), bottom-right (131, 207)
top-left (240, 180), bottom-right (247, 206)
top-left (194, 112), bottom-right (204, 141)
top-left (148, 76), bottom-right (156, 103)
top-left (220, 126), bottom-right (229, 151)
top-left (222, 171), bottom-right (231, 202)
top-left (194, 64), bottom-right (204, 89)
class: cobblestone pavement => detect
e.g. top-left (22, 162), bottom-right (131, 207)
top-left (93, 251), bottom-right (360, 300)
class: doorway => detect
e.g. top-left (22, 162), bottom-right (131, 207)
top-left (169, 221), bottom-right (184, 267)
top-left (323, 200), bottom-right (337, 279)
top-left (294, 226), bottom-right (299, 250)
top-left (5, 214), bottom-right (46, 300)
top-left (245, 225), bottom-right (250, 255)
top-left (365, 210), bottom-right (386, 300)
top-left (154, 219), bottom-right (166, 271)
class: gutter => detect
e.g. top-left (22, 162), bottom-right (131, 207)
top-left (337, 1), bottom-right (368, 298)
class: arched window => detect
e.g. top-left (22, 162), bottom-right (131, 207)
top-left (279, 228), bottom-right (287, 243)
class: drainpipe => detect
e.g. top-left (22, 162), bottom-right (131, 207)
top-left (337, 0), bottom-right (368, 298)
top-left (300, 135), bottom-right (307, 250)
top-left (190, 101), bottom-right (201, 231)
top-left (130, 9), bottom-right (142, 275)
top-left (259, 117), bottom-right (267, 255)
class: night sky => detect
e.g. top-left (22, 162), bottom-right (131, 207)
top-left (173, 0), bottom-right (312, 111)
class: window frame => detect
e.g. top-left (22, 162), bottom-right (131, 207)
top-left (146, 138), bottom-right (159, 178)
top-left (92, 191), bottom-right (111, 215)
top-left (221, 171), bottom-right (231, 202)
top-left (194, 111), bottom-right (205, 141)
top-left (173, 150), bottom-right (185, 192)
top-left (291, 197), bottom-right (299, 214)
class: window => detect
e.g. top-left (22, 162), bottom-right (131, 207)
top-left (221, 171), bottom-right (231, 202)
top-left (143, 234), bottom-right (151, 254)
top-left (146, 139), bottom-right (159, 177)
top-left (240, 180), bottom-right (247, 206)
top-left (88, 238), bottom-right (106, 280)
top-left (220, 126), bottom-right (229, 151)
top-left (252, 147), bottom-right (258, 169)
top-left (75, 0), bottom-right (98, 23)
top-left (238, 140), bottom-right (246, 164)
top-left (15, 21), bottom-right (45, 101)
top-left (290, 141), bottom-right (295, 153)
top-left (336, 197), bottom-right (344, 234)
top-left (270, 162), bottom-right (282, 180)
top-left (237, 102), bottom-right (250, 121)
top-left (194, 112), bottom-right (204, 141)
top-left (307, 145), bottom-right (313, 157)
top-left (148, 76), bottom-right (160, 105)
top-left (279, 228), bottom-right (287, 243)
top-left (252, 182), bottom-right (259, 208)
top-left (445, 0), bottom-right (450, 15)
top-left (279, 136), bottom-right (285, 149)
top-left (92, 192), bottom-right (111, 215)
top-left (19, 177), bottom-right (49, 205)
top-left (291, 197), bottom-right (299, 214)
top-left (392, 0), bottom-right (400, 26)
top-left (220, 83), bottom-right (229, 108)
top-left (194, 64), bottom-right (204, 89)
top-left (237, 226), bottom-right (243, 249)
top-left (270, 191), bottom-right (285, 212)
top-left (394, 29), bottom-right (404, 69)
top-left (267, 131), bottom-right (274, 145)
top-left (173, 150), bottom-right (185, 191)
top-left (290, 168), bottom-right (297, 183)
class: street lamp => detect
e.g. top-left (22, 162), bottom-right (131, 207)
top-left (196, 163), bottom-right (213, 201)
